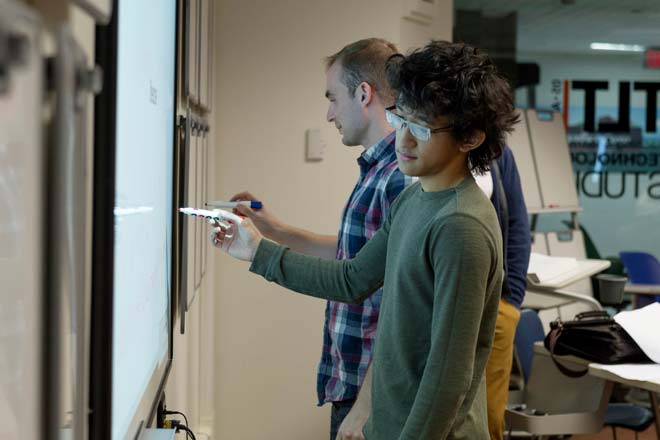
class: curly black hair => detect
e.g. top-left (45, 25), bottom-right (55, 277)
top-left (386, 40), bottom-right (519, 174)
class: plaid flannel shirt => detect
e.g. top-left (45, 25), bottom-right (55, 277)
top-left (317, 131), bottom-right (413, 405)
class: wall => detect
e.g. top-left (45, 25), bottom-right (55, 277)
top-left (211, 1), bottom-right (452, 439)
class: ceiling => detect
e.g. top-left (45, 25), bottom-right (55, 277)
top-left (455, 0), bottom-right (660, 54)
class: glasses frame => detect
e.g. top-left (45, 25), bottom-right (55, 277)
top-left (385, 106), bottom-right (453, 142)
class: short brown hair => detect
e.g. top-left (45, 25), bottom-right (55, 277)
top-left (325, 38), bottom-right (399, 105)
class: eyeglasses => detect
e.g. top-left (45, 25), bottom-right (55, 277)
top-left (385, 106), bottom-right (452, 142)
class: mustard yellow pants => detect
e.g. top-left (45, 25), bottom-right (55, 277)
top-left (486, 299), bottom-right (521, 440)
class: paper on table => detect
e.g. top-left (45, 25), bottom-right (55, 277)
top-left (615, 302), bottom-right (660, 364)
top-left (591, 363), bottom-right (660, 381)
top-left (527, 252), bottom-right (579, 284)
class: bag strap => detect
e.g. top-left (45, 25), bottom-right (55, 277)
top-left (491, 160), bottom-right (509, 270)
top-left (575, 310), bottom-right (610, 321)
top-left (546, 327), bottom-right (589, 378)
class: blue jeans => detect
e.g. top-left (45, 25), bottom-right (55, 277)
top-left (330, 399), bottom-right (355, 440)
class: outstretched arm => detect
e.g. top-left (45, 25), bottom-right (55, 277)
top-left (231, 191), bottom-right (338, 259)
top-left (211, 215), bottom-right (390, 304)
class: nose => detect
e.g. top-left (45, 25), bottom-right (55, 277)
top-left (326, 104), bottom-right (335, 122)
top-left (399, 125), bottom-right (417, 147)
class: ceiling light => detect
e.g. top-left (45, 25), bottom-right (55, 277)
top-left (590, 42), bottom-right (645, 52)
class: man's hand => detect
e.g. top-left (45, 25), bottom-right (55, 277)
top-left (230, 191), bottom-right (283, 240)
top-left (337, 399), bottom-right (369, 440)
top-left (211, 216), bottom-right (263, 262)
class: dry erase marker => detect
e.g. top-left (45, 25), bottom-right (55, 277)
top-left (206, 200), bottom-right (262, 209)
top-left (179, 207), bottom-right (244, 226)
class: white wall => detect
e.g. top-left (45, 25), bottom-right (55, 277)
top-left (211, 1), bottom-right (452, 439)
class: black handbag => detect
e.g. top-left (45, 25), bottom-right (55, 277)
top-left (544, 310), bottom-right (651, 377)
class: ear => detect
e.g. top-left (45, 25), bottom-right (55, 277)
top-left (356, 81), bottom-right (374, 107)
top-left (459, 129), bottom-right (486, 153)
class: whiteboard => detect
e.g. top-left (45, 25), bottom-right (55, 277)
top-left (0, 2), bottom-right (43, 440)
top-left (506, 109), bottom-right (543, 212)
top-left (526, 109), bottom-right (580, 211)
top-left (106, 0), bottom-right (176, 437)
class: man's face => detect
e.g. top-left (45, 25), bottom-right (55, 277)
top-left (393, 108), bottom-right (463, 178)
top-left (325, 62), bottom-right (366, 147)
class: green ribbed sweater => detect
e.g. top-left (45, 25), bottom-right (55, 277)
top-left (250, 177), bottom-right (502, 439)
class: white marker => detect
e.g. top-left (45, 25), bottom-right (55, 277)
top-left (206, 200), bottom-right (262, 209)
top-left (179, 207), bottom-right (244, 227)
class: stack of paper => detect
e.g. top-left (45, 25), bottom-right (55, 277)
top-left (590, 363), bottom-right (660, 381)
top-left (614, 302), bottom-right (660, 364)
top-left (527, 252), bottom-right (579, 284)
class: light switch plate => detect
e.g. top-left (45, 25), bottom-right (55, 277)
top-left (305, 128), bottom-right (325, 161)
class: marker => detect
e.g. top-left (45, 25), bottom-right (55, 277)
top-left (206, 200), bottom-right (262, 209)
top-left (178, 207), bottom-right (244, 226)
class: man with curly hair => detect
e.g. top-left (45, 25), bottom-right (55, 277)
top-left (212, 40), bottom-right (520, 439)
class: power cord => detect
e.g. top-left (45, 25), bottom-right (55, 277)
top-left (163, 410), bottom-right (190, 431)
top-left (163, 419), bottom-right (196, 440)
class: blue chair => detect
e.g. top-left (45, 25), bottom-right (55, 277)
top-left (511, 309), bottom-right (654, 439)
top-left (514, 309), bottom-right (545, 384)
top-left (619, 251), bottom-right (660, 305)
top-left (605, 403), bottom-right (654, 440)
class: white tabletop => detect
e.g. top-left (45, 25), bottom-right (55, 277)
top-left (588, 363), bottom-right (660, 394)
top-left (527, 258), bottom-right (611, 290)
top-left (624, 283), bottom-right (660, 295)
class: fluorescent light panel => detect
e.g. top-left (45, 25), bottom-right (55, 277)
top-left (590, 42), bottom-right (645, 52)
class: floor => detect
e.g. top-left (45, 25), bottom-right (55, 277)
top-left (573, 425), bottom-right (658, 439)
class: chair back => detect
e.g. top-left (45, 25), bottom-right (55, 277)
top-left (620, 251), bottom-right (660, 284)
top-left (514, 309), bottom-right (545, 383)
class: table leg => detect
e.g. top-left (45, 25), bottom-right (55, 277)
top-left (649, 391), bottom-right (660, 439)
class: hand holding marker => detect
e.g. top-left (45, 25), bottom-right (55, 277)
top-left (179, 205), bottom-right (264, 260)
top-left (206, 200), bottom-right (263, 209)
top-left (179, 199), bottom-right (262, 226)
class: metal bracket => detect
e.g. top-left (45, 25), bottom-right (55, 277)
top-left (0, 29), bottom-right (30, 95)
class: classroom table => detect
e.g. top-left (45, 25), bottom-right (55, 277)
top-left (624, 283), bottom-right (660, 309)
top-left (625, 284), bottom-right (660, 295)
top-left (588, 364), bottom-right (660, 439)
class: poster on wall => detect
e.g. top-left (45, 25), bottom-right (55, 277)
top-left (526, 57), bottom-right (660, 259)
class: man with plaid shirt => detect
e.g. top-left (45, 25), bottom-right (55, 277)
top-left (229, 38), bottom-right (412, 440)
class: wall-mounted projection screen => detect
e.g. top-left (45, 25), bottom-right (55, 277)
top-left (91, 0), bottom-right (177, 439)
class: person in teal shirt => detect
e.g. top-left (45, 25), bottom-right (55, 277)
top-left (212, 40), bottom-right (519, 439)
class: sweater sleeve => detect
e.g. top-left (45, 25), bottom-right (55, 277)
top-left (499, 147), bottom-right (531, 309)
top-left (249, 219), bottom-right (390, 304)
top-left (398, 215), bottom-right (501, 439)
